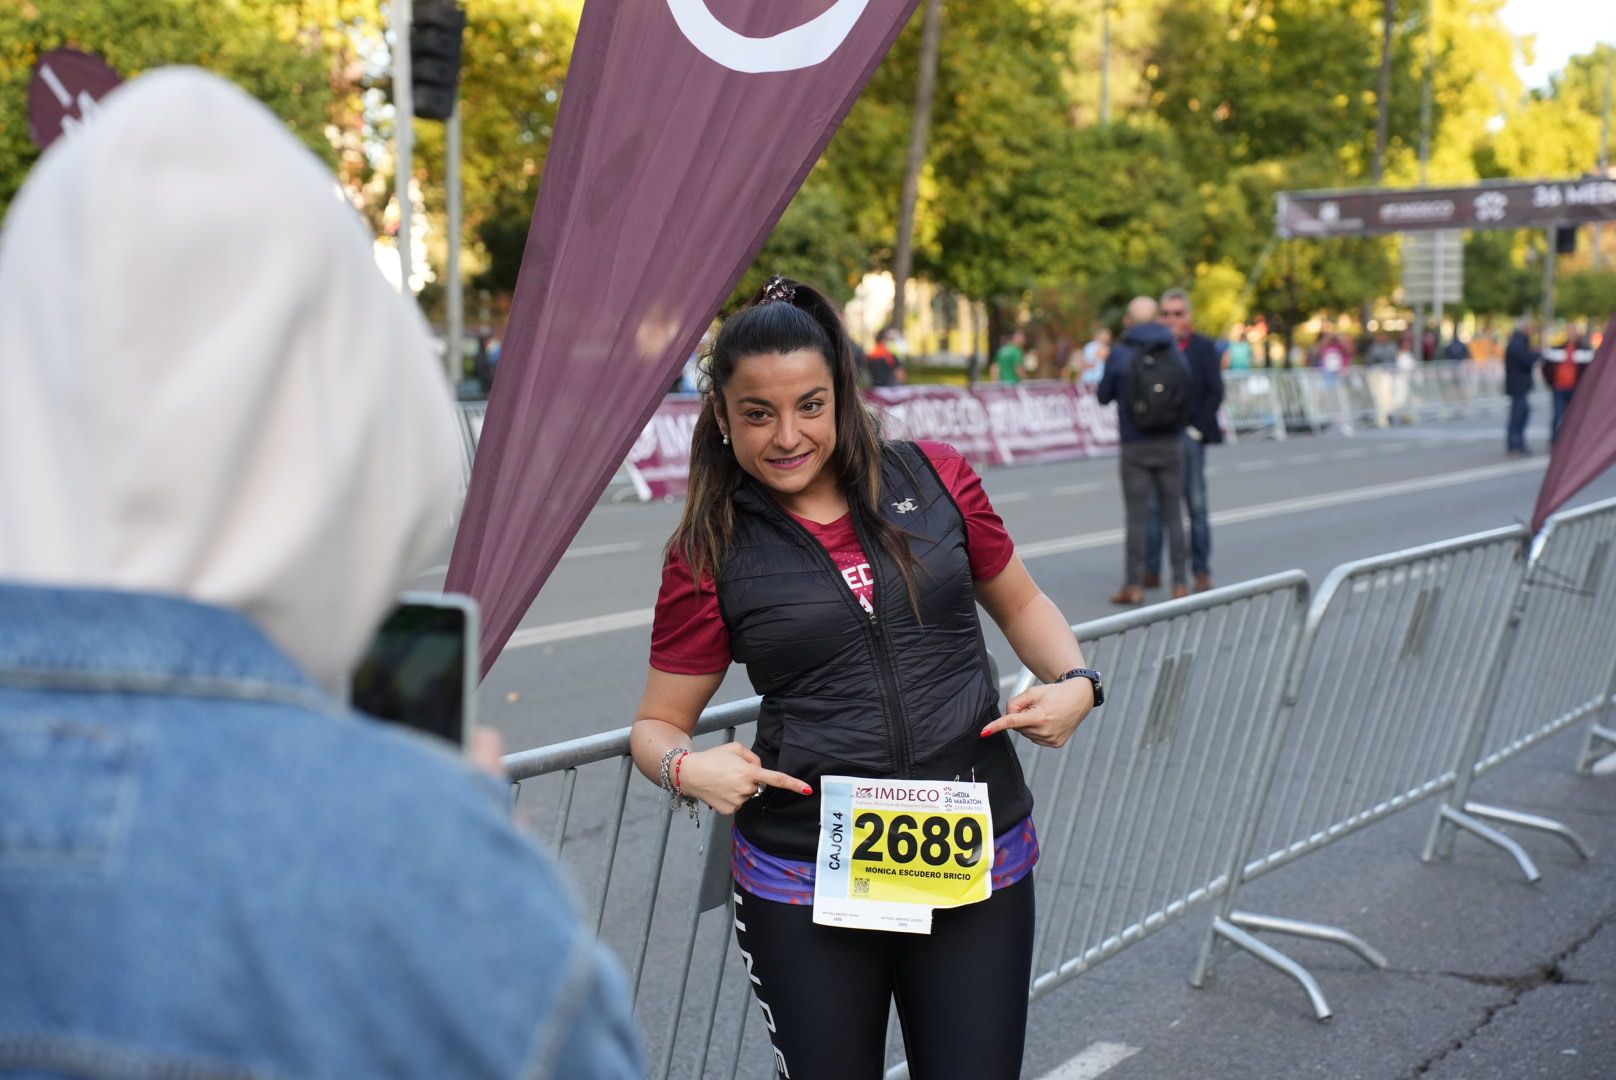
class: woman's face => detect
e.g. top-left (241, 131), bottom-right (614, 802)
top-left (718, 348), bottom-right (839, 513)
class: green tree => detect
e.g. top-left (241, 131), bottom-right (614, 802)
top-left (1147, 0), bottom-right (1422, 186)
top-left (1557, 269), bottom-right (1616, 322)
top-left (727, 171), bottom-right (867, 308)
top-left (1462, 229), bottom-right (1538, 317)
top-left (922, 1), bottom-right (1101, 324)
top-left (413, 0), bottom-right (578, 296)
top-left (0, 0), bottom-right (360, 218)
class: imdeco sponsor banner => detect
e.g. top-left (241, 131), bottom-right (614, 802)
top-left (869, 385), bottom-right (997, 464)
top-left (447, 0), bottom-right (924, 673)
top-left (624, 382), bottom-right (1121, 500)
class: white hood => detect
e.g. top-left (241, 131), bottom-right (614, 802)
top-left (0, 68), bottom-right (461, 692)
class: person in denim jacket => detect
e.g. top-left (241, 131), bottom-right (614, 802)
top-left (0, 69), bottom-right (640, 1080)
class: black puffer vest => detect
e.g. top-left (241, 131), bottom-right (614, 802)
top-left (725, 441), bottom-right (1034, 859)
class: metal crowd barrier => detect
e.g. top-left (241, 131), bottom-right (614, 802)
top-left (1220, 372), bottom-right (1287, 440)
top-left (456, 401), bottom-right (487, 490)
top-left (1006, 574), bottom-right (1308, 1001)
top-left (1422, 497), bottom-right (1616, 871)
top-left (1190, 526), bottom-right (1530, 1018)
top-left (496, 512), bottom-right (1612, 1073)
top-left (1222, 362), bottom-right (1511, 439)
top-left (502, 698), bottom-right (768, 1080)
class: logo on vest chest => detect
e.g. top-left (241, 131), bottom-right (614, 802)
top-left (891, 498), bottom-right (918, 514)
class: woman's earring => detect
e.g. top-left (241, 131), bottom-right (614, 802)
top-left (721, 432), bottom-right (730, 446)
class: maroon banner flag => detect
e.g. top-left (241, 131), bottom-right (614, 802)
top-left (1531, 314), bottom-right (1616, 533)
top-left (447, 0), bottom-right (923, 674)
top-left (28, 49), bottom-right (123, 150)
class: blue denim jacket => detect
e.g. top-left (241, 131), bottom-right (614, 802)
top-left (0, 584), bottom-right (642, 1080)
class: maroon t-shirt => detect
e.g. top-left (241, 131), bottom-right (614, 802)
top-left (651, 441), bottom-right (1014, 674)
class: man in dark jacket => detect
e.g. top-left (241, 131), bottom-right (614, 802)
top-left (1504, 319), bottom-right (1538, 455)
top-left (1098, 295), bottom-right (1192, 605)
top-left (1145, 288), bottom-right (1225, 593)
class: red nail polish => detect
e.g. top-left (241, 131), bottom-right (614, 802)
top-left (980, 727), bottom-right (993, 738)
top-left (801, 786), bottom-right (814, 796)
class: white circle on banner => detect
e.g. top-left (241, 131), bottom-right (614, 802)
top-left (666, 0), bottom-right (872, 73)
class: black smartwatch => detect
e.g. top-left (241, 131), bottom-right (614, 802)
top-left (1055, 667), bottom-right (1104, 707)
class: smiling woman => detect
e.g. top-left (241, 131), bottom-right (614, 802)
top-left (627, 278), bottom-right (1103, 1080)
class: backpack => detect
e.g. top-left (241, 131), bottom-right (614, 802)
top-left (1128, 343), bottom-right (1191, 433)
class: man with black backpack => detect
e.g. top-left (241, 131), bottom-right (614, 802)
top-left (1097, 295), bottom-right (1192, 605)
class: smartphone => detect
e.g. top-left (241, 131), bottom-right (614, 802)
top-left (350, 592), bottom-right (478, 751)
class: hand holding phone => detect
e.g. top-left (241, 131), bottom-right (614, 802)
top-left (351, 593), bottom-right (479, 753)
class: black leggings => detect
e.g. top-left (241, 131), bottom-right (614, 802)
top-left (732, 875), bottom-right (1035, 1080)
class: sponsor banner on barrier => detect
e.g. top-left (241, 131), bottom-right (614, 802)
top-left (623, 382), bottom-right (1121, 500)
top-left (623, 394), bottom-right (705, 501)
top-left (867, 384), bottom-right (997, 463)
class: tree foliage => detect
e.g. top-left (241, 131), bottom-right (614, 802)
top-left (1, 0), bottom-right (359, 214)
top-left (3, 0), bottom-right (1605, 343)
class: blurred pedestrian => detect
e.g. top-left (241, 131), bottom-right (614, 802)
top-left (1367, 331), bottom-right (1397, 367)
top-left (1504, 318), bottom-right (1539, 455)
top-left (1546, 327), bottom-right (1585, 446)
top-left (865, 326), bottom-right (905, 387)
top-left (1225, 325), bottom-right (1254, 371)
top-left (1144, 288), bottom-right (1223, 593)
top-left (1098, 296), bottom-right (1192, 604)
top-left (1442, 334), bottom-right (1472, 361)
top-left (994, 328), bottom-right (1027, 384)
top-left (631, 276), bottom-right (1098, 1079)
top-left (1080, 325), bottom-right (1111, 384)
top-left (1316, 331), bottom-right (1351, 385)
top-left (0, 68), bottom-right (640, 1080)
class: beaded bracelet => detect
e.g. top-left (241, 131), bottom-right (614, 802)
top-left (658, 746), bottom-right (701, 822)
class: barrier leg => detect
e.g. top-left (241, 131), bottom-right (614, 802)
top-left (1229, 911), bottom-right (1387, 969)
top-left (1576, 720), bottom-right (1616, 774)
top-left (1422, 804), bottom-right (1542, 883)
top-left (1463, 802), bottom-right (1592, 861)
top-left (1195, 915), bottom-right (1334, 1022)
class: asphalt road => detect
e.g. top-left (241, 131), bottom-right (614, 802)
top-left (424, 400), bottom-right (1616, 1080)
top-left (421, 399), bottom-right (1616, 752)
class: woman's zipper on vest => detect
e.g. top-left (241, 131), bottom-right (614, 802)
top-left (864, 606), bottom-right (911, 773)
top-left (852, 519), bottom-right (913, 776)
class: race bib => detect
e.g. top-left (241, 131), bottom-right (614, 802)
top-left (813, 776), bottom-right (993, 934)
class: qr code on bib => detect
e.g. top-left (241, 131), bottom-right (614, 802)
top-left (853, 878), bottom-right (870, 896)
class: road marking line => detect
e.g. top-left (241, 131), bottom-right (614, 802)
top-left (1233, 460), bottom-right (1276, 472)
top-left (1334, 448), bottom-right (1371, 459)
top-left (1052, 481), bottom-right (1108, 496)
top-left (505, 459), bottom-right (1544, 647)
top-left (415, 540), bottom-right (644, 580)
top-left (1037, 1041), bottom-right (1140, 1080)
top-left (995, 491), bottom-right (1033, 504)
top-left (1289, 453), bottom-right (1323, 465)
top-left (563, 540), bottom-right (644, 559)
top-left (508, 608), bottom-right (656, 649)
top-left (1016, 458), bottom-right (1541, 560)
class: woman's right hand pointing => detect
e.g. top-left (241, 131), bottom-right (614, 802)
top-left (676, 742), bottom-right (812, 815)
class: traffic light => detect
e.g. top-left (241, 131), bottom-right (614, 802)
top-left (1555, 225), bottom-right (1578, 255)
top-left (411, 0), bottom-right (466, 122)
